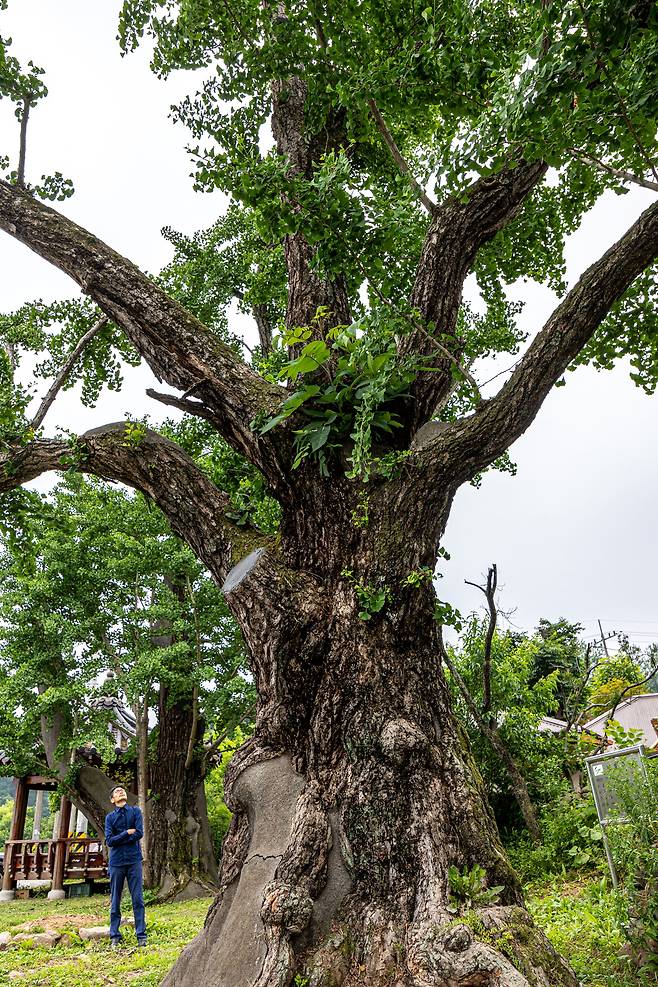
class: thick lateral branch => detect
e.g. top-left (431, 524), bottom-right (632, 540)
top-left (0, 181), bottom-right (283, 468)
top-left (404, 161), bottom-right (548, 432)
top-left (0, 423), bottom-right (267, 584)
top-left (420, 196), bottom-right (658, 483)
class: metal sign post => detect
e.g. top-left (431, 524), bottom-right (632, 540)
top-left (585, 744), bottom-right (647, 888)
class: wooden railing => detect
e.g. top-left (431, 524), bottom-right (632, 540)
top-left (3, 839), bottom-right (55, 881)
top-left (4, 838), bottom-right (107, 882)
top-left (63, 838), bottom-right (107, 879)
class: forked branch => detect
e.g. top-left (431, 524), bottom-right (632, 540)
top-left (403, 160), bottom-right (548, 432)
top-left (30, 317), bottom-right (108, 432)
top-left (420, 195), bottom-right (658, 484)
top-left (465, 564), bottom-right (498, 721)
top-left (0, 180), bottom-right (284, 473)
top-left (569, 148), bottom-right (658, 194)
top-left (367, 99), bottom-right (436, 214)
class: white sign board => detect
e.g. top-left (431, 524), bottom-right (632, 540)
top-left (585, 744), bottom-right (646, 825)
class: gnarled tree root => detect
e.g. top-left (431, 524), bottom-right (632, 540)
top-left (301, 905), bottom-right (576, 987)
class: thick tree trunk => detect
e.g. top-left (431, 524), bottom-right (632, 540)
top-left (3, 68), bottom-right (658, 987)
top-left (135, 696), bottom-right (151, 886)
top-left (164, 483), bottom-right (576, 987)
top-left (147, 688), bottom-right (219, 901)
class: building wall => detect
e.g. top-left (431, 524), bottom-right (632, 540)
top-left (586, 694), bottom-right (658, 749)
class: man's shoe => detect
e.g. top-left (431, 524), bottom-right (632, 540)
top-left (110, 940), bottom-right (123, 949)
top-left (137, 939), bottom-right (147, 948)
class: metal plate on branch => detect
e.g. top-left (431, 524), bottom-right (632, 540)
top-left (222, 548), bottom-right (266, 594)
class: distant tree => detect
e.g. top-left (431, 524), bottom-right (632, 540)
top-left (204, 729), bottom-right (247, 862)
top-left (532, 619), bottom-right (590, 719)
top-left (0, 475), bottom-right (253, 899)
top-left (0, 799), bottom-right (53, 848)
top-left (444, 576), bottom-right (563, 842)
top-left (588, 652), bottom-right (646, 711)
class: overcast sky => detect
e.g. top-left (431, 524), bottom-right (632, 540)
top-left (1, 1), bottom-right (657, 654)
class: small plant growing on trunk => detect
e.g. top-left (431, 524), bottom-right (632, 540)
top-left (448, 864), bottom-right (505, 914)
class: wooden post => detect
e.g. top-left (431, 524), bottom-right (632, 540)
top-left (32, 790), bottom-right (44, 839)
top-left (0, 777), bottom-right (29, 900)
top-left (47, 796), bottom-right (71, 901)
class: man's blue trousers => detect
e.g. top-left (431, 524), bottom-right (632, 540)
top-left (109, 862), bottom-right (147, 941)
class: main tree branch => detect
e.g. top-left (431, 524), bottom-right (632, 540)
top-left (0, 181), bottom-right (285, 475)
top-left (419, 196), bottom-right (658, 485)
top-left (403, 160), bottom-right (548, 433)
top-left (271, 78), bottom-right (352, 338)
top-left (0, 423), bottom-right (269, 585)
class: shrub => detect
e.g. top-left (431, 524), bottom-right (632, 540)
top-left (507, 793), bottom-right (604, 881)
top-left (528, 874), bottom-right (636, 987)
top-left (204, 730), bottom-right (245, 859)
top-left (606, 756), bottom-right (658, 976)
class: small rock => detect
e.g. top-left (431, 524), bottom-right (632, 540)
top-left (59, 933), bottom-right (77, 947)
top-left (8, 971), bottom-right (25, 979)
top-left (79, 926), bottom-right (111, 941)
top-left (10, 931), bottom-right (60, 949)
top-left (0, 931), bottom-right (11, 950)
top-left (33, 932), bottom-right (61, 949)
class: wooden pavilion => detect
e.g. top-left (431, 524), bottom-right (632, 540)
top-left (0, 775), bottom-right (107, 901)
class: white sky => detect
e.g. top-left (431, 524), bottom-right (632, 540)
top-left (1, 1), bottom-right (657, 654)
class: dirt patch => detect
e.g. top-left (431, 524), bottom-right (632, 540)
top-left (13, 914), bottom-right (105, 933)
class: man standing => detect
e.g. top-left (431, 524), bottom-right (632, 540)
top-left (104, 786), bottom-right (147, 947)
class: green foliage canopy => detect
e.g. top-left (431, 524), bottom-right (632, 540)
top-left (0, 474), bottom-right (252, 779)
top-left (0, 2), bottom-right (657, 489)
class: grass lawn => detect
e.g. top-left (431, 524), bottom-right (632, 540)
top-left (0, 874), bottom-right (641, 985)
top-left (0, 892), bottom-right (211, 986)
top-left (527, 873), bottom-right (639, 987)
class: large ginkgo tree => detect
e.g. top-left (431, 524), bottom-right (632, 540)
top-left (1, 2), bottom-right (657, 984)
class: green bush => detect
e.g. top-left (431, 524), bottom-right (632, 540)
top-left (528, 874), bottom-right (637, 987)
top-left (205, 766), bottom-right (232, 861)
top-left (507, 793), bottom-right (604, 881)
top-left (606, 756), bottom-right (658, 976)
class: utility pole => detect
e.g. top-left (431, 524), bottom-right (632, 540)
top-left (598, 619), bottom-right (609, 657)
top-left (597, 620), bottom-right (617, 657)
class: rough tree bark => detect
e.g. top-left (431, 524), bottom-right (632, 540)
top-left (147, 688), bottom-right (219, 901)
top-left (1, 112), bottom-right (658, 981)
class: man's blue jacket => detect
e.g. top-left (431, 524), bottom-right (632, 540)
top-left (104, 804), bottom-right (144, 868)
